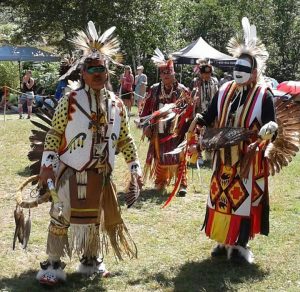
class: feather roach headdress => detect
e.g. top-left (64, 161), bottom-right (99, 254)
top-left (59, 21), bottom-right (123, 80)
top-left (227, 17), bottom-right (269, 79)
top-left (151, 48), bottom-right (175, 74)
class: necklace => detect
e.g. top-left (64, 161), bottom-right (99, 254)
top-left (160, 83), bottom-right (174, 100)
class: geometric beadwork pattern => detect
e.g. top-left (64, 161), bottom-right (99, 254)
top-left (226, 178), bottom-right (249, 210)
top-left (210, 173), bottom-right (222, 204)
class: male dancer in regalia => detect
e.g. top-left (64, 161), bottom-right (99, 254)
top-left (36, 21), bottom-right (142, 285)
top-left (191, 18), bottom-right (277, 263)
top-left (140, 49), bottom-right (190, 197)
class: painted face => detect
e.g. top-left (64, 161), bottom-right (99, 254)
top-left (233, 58), bottom-right (253, 85)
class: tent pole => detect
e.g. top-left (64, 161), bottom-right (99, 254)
top-left (180, 65), bottom-right (182, 83)
top-left (3, 84), bottom-right (6, 122)
top-left (18, 61), bottom-right (22, 91)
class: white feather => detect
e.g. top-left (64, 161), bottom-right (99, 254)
top-left (242, 17), bottom-right (251, 46)
top-left (154, 48), bottom-right (165, 61)
top-left (99, 26), bottom-right (116, 44)
top-left (250, 25), bottom-right (257, 41)
top-left (88, 21), bottom-right (98, 41)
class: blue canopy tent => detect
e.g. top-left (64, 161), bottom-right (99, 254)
top-left (0, 45), bottom-right (60, 62)
top-left (0, 45), bottom-right (60, 89)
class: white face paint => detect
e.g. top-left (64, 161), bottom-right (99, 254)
top-left (233, 58), bottom-right (252, 85)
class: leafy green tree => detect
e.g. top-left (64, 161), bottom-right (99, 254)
top-left (0, 61), bottom-right (19, 90)
top-left (2, 0), bottom-right (300, 83)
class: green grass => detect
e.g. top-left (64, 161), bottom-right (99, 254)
top-left (0, 110), bottom-right (300, 291)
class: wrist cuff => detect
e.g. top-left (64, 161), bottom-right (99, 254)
top-left (128, 160), bottom-right (142, 176)
top-left (41, 151), bottom-right (56, 168)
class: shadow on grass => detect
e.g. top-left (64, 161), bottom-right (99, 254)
top-left (172, 259), bottom-right (268, 292)
top-left (0, 269), bottom-right (111, 292)
top-left (17, 166), bottom-right (31, 177)
top-left (118, 188), bottom-right (167, 209)
top-left (127, 258), bottom-right (268, 291)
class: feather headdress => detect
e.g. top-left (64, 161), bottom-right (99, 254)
top-left (227, 17), bottom-right (269, 78)
top-left (59, 21), bottom-right (122, 80)
top-left (151, 48), bottom-right (175, 74)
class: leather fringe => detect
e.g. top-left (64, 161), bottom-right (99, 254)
top-left (105, 223), bottom-right (137, 260)
top-left (69, 224), bottom-right (101, 259)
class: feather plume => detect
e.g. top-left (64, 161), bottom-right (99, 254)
top-left (60, 21), bottom-right (123, 78)
top-left (70, 21), bottom-right (122, 66)
top-left (227, 17), bottom-right (269, 80)
top-left (87, 20), bottom-right (98, 40)
top-left (151, 48), bottom-right (166, 66)
top-left (242, 17), bottom-right (251, 46)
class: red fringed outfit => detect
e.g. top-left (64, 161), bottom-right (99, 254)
top-left (140, 81), bottom-right (190, 189)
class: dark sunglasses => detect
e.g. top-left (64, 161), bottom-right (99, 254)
top-left (86, 65), bottom-right (106, 74)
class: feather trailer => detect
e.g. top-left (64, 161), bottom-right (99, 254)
top-left (29, 131), bottom-right (46, 144)
top-left (28, 148), bottom-right (43, 161)
top-left (35, 111), bottom-right (52, 126)
top-left (125, 174), bottom-right (141, 208)
top-left (38, 107), bottom-right (54, 120)
top-left (30, 120), bottom-right (51, 132)
top-left (28, 102), bottom-right (56, 175)
top-left (265, 98), bottom-right (300, 175)
top-left (29, 160), bottom-right (41, 176)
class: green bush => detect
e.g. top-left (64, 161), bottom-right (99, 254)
top-left (0, 61), bottom-right (19, 91)
top-left (23, 61), bottom-right (60, 94)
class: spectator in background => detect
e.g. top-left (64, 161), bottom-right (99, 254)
top-left (120, 65), bottom-right (134, 116)
top-left (19, 70), bottom-right (35, 119)
top-left (134, 65), bottom-right (147, 114)
top-left (34, 88), bottom-right (45, 108)
top-left (191, 61), bottom-right (218, 166)
top-left (43, 94), bottom-right (55, 110)
top-left (191, 61), bottom-right (218, 114)
top-left (219, 72), bottom-right (233, 86)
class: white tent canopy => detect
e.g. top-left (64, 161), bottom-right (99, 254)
top-left (172, 37), bottom-right (236, 67)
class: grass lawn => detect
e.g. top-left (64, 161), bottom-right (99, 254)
top-left (0, 110), bottom-right (300, 292)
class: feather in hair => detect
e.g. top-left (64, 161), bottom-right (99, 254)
top-left (151, 48), bottom-right (166, 66)
top-left (226, 17), bottom-right (269, 80)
